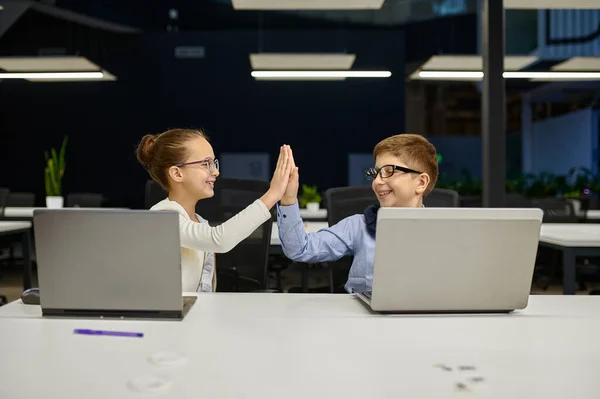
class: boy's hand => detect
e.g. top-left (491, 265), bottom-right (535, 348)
top-left (280, 147), bottom-right (299, 206)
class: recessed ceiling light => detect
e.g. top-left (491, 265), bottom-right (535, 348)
top-left (251, 70), bottom-right (391, 80)
top-left (250, 53), bottom-right (356, 70)
top-left (232, 0), bottom-right (384, 10)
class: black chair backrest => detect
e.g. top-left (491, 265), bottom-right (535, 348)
top-left (6, 192), bottom-right (35, 207)
top-left (423, 188), bottom-right (460, 207)
top-left (0, 188), bottom-right (9, 216)
top-left (575, 195), bottom-right (597, 220)
top-left (67, 193), bottom-right (104, 208)
top-left (144, 178), bottom-right (273, 292)
top-left (325, 186), bottom-right (377, 226)
top-left (505, 193), bottom-right (532, 208)
top-left (532, 198), bottom-right (578, 223)
top-left (323, 186), bottom-right (376, 292)
top-left (201, 178), bottom-right (273, 292)
top-left (145, 180), bottom-right (168, 209)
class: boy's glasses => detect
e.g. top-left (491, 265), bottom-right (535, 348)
top-left (175, 158), bottom-right (219, 173)
top-left (365, 165), bottom-right (422, 181)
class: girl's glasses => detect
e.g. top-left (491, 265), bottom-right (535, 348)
top-left (175, 158), bottom-right (219, 173)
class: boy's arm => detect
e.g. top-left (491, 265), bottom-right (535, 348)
top-left (277, 202), bottom-right (357, 264)
top-left (277, 147), bottom-right (355, 263)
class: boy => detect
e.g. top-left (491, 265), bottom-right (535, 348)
top-left (277, 134), bottom-right (439, 293)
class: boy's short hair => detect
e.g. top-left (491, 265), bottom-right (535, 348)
top-left (373, 134), bottom-right (439, 196)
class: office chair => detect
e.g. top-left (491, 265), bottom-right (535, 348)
top-left (423, 188), bottom-right (459, 207)
top-left (144, 179), bottom-right (275, 292)
top-left (145, 180), bottom-right (168, 209)
top-left (0, 188), bottom-right (8, 216)
top-left (67, 193), bottom-right (104, 208)
top-left (200, 178), bottom-right (275, 292)
top-left (505, 193), bottom-right (532, 208)
top-left (530, 198), bottom-right (584, 291)
top-left (324, 186), bottom-right (378, 293)
top-left (326, 186), bottom-right (377, 225)
top-left (2, 192), bottom-right (35, 268)
top-left (532, 198), bottom-right (577, 223)
top-left (6, 192), bottom-right (35, 207)
top-left (0, 188), bottom-right (9, 305)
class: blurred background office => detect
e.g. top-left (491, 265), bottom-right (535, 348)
top-left (1, 0), bottom-right (600, 298)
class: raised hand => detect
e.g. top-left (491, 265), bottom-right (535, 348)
top-left (260, 145), bottom-right (293, 209)
top-left (281, 146), bottom-right (299, 206)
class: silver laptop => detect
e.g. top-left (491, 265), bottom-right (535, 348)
top-left (355, 207), bottom-right (544, 313)
top-left (33, 209), bottom-right (196, 320)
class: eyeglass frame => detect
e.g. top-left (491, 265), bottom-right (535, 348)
top-left (365, 164), bottom-right (422, 181)
top-left (174, 158), bottom-right (219, 173)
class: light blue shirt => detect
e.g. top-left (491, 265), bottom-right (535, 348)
top-left (276, 202), bottom-right (375, 293)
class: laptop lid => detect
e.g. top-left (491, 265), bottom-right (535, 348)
top-left (370, 207), bottom-right (544, 312)
top-left (33, 209), bottom-right (183, 316)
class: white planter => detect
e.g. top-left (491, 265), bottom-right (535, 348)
top-left (46, 196), bottom-right (64, 209)
top-left (306, 202), bottom-right (320, 213)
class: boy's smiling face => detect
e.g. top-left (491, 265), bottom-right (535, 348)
top-left (371, 152), bottom-right (430, 208)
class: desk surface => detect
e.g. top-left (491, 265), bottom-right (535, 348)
top-left (298, 208), bottom-right (327, 220)
top-left (584, 209), bottom-right (600, 220)
top-left (1, 294), bottom-right (599, 399)
top-left (539, 223), bottom-right (600, 247)
top-left (0, 221), bottom-right (32, 233)
top-left (3, 207), bottom-right (126, 218)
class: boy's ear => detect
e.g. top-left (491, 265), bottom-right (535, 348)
top-left (168, 166), bottom-right (184, 183)
top-left (415, 173), bottom-right (431, 195)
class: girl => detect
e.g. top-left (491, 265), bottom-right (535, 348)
top-left (136, 128), bottom-right (292, 292)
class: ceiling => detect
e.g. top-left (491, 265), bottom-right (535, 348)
top-left (50, 0), bottom-right (477, 30)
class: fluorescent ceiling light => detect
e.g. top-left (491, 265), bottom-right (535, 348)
top-left (251, 70), bottom-right (391, 80)
top-left (0, 72), bottom-right (106, 81)
top-left (250, 53), bottom-right (356, 70)
top-left (526, 72), bottom-right (600, 81)
top-left (414, 71), bottom-right (483, 81)
top-left (414, 70), bottom-right (600, 81)
top-left (417, 55), bottom-right (538, 72)
top-left (0, 56), bottom-right (116, 82)
top-left (0, 56), bottom-right (102, 72)
top-left (232, 0), bottom-right (384, 10)
top-left (552, 57), bottom-right (600, 71)
top-left (504, 0), bottom-right (600, 8)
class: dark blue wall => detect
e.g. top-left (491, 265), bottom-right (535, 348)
top-left (0, 29), bottom-right (405, 207)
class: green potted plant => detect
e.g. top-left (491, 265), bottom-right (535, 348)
top-left (44, 136), bottom-right (68, 208)
top-left (299, 184), bottom-right (322, 212)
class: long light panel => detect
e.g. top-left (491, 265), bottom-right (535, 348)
top-left (251, 70), bottom-right (391, 80)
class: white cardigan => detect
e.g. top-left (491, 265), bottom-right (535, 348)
top-left (151, 198), bottom-right (272, 292)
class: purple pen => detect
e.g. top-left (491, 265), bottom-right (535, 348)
top-left (74, 329), bottom-right (143, 338)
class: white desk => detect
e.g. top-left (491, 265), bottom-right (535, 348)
top-left (0, 221), bottom-right (33, 290)
top-left (0, 221), bottom-right (31, 234)
top-left (3, 207), bottom-right (126, 219)
top-left (583, 210), bottom-right (600, 220)
top-left (271, 222), bottom-right (329, 246)
top-left (539, 224), bottom-right (600, 295)
top-left (298, 208), bottom-right (327, 220)
top-left (0, 294), bottom-right (599, 398)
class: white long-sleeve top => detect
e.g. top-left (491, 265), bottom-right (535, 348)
top-left (151, 198), bottom-right (272, 292)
